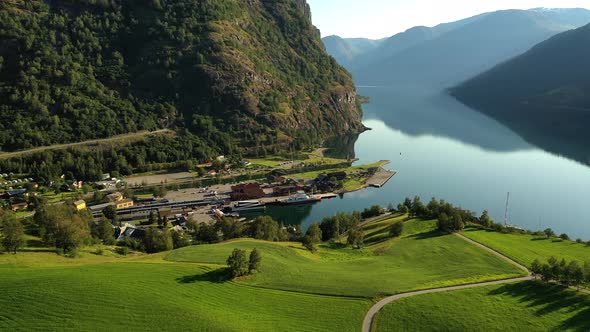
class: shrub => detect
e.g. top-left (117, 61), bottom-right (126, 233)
top-left (116, 246), bottom-right (129, 256)
top-left (389, 222), bottom-right (404, 238)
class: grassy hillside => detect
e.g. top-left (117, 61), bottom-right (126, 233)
top-left (462, 228), bottom-right (590, 267)
top-left (373, 281), bottom-right (590, 332)
top-left (0, 258), bottom-right (370, 331)
top-left (167, 218), bottom-right (525, 298)
top-left (0, 216), bottom-right (532, 330)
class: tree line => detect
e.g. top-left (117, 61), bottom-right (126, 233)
top-left (531, 257), bottom-right (590, 290)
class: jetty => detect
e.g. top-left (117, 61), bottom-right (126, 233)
top-left (366, 166), bottom-right (396, 188)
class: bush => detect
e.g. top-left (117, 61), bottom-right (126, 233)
top-left (389, 222), bottom-right (404, 238)
top-left (559, 233), bottom-right (570, 241)
top-left (116, 246), bottom-right (129, 256)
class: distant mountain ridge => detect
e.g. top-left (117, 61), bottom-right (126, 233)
top-left (323, 8), bottom-right (590, 88)
top-left (451, 22), bottom-right (590, 164)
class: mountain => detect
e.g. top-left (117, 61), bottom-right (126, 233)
top-left (451, 23), bottom-right (590, 164)
top-left (321, 35), bottom-right (382, 69)
top-left (350, 13), bottom-right (488, 71)
top-left (352, 8), bottom-right (590, 88)
top-left (0, 0), bottom-right (363, 157)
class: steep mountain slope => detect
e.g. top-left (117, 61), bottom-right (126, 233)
top-left (0, 0), bottom-right (363, 155)
top-left (354, 8), bottom-right (590, 88)
top-left (322, 35), bottom-right (382, 69)
top-left (451, 23), bottom-right (590, 164)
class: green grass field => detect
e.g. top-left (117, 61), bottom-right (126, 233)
top-left (0, 217), bottom-right (533, 331)
top-left (462, 227), bottom-right (590, 267)
top-left (373, 281), bottom-right (590, 332)
top-left (167, 218), bottom-right (525, 298)
top-left (0, 253), bottom-right (370, 331)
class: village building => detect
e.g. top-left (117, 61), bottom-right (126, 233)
top-left (73, 200), bottom-right (87, 211)
top-left (230, 183), bottom-right (265, 201)
top-left (115, 199), bottom-right (134, 209)
top-left (107, 192), bottom-right (123, 202)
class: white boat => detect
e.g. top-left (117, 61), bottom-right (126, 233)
top-left (231, 200), bottom-right (266, 212)
top-left (280, 191), bottom-right (321, 205)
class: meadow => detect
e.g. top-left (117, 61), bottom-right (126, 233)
top-left (0, 217), bottom-right (536, 331)
top-left (167, 218), bottom-right (525, 297)
top-left (0, 254), bottom-right (370, 332)
top-left (373, 281), bottom-right (590, 332)
top-left (462, 227), bottom-right (590, 267)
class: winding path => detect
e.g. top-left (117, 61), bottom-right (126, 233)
top-left (361, 233), bottom-right (532, 332)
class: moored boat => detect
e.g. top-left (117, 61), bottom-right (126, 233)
top-left (279, 191), bottom-right (321, 205)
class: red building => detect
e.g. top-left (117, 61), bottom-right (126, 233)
top-left (230, 183), bottom-right (265, 201)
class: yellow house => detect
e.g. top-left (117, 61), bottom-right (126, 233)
top-left (116, 199), bottom-right (134, 209)
top-left (73, 200), bottom-right (86, 211)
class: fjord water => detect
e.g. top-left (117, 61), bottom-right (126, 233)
top-left (268, 86), bottom-right (590, 240)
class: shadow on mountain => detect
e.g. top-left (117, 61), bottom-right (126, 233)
top-left (488, 281), bottom-right (590, 331)
top-left (358, 85), bottom-right (533, 153)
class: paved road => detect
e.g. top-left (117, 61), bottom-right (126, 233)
top-left (361, 232), bottom-right (532, 332)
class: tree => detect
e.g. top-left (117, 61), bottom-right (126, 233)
top-left (559, 233), bottom-right (570, 241)
top-left (319, 216), bottom-right (340, 241)
top-left (248, 248), bottom-right (262, 273)
top-left (306, 223), bottom-right (322, 243)
top-left (103, 205), bottom-right (118, 222)
top-left (35, 205), bottom-right (90, 254)
top-left (479, 210), bottom-right (492, 228)
top-left (193, 223), bottom-right (219, 244)
top-left (531, 259), bottom-right (542, 279)
top-left (544, 228), bottom-right (555, 238)
top-left (396, 203), bottom-right (408, 214)
top-left (567, 261), bottom-right (584, 288)
top-left (148, 210), bottom-right (158, 225)
top-left (226, 248), bottom-right (249, 278)
top-left (389, 222), bottom-right (404, 238)
top-left (216, 217), bottom-right (244, 240)
top-left (171, 230), bottom-right (190, 249)
top-left (347, 227), bottom-right (364, 249)
top-left (301, 236), bottom-right (316, 252)
top-left (451, 211), bottom-right (465, 232)
top-left (437, 213), bottom-right (451, 233)
top-left (248, 216), bottom-right (281, 241)
top-left (142, 228), bottom-right (173, 253)
top-left (1, 214), bottom-right (25, 254)
top-left (91, 217), bottom-right (115, 245)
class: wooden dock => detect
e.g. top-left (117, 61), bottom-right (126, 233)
top-left (367, 167), bottom-right (396, 188)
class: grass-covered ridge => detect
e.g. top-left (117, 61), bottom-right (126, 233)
top-left (0, 260), bottom-right (370, 331)
top-left (167, 217), bottom-right (526, 298)
top-left (462, 227), bottom-right (590, 268)
top-left (373, 281), bottom-right (590, 332)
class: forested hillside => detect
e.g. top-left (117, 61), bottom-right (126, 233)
top-left (451, 23), bottom-right (590, 164)
top-left (0, 0), bottom-right (363, 179)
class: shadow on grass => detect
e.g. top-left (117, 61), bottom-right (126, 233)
top-left (488, 281), bottom-right (590, 331)
top-left (409, 229), bottom-right (444, 240)
top-left (176, 268), bottom-right (229, 284)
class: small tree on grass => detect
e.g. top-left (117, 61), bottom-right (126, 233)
top-left (227, 248), bottom-right (249, 279)
top-left (302, 236), bottom-right (317, 253)
top-left (531, 259), bottom-right (542, 279)
top-left (248, 248), bottom-right (262, 273)
top-left (306, 223), bottom-right (322, 243)
top-left (389, 222), bottom-right (404, 238)
top-left (544, 228), bottom-right (555, 238)
top-left (1, 214), bottom-right (25, 254)
top-left (347, 227), bottom-right (364, 249)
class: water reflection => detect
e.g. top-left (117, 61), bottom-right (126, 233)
top-left (361, 85), bottom-right (532, 153)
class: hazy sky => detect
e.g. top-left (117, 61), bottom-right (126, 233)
top-left (307, 0), bottom-right (590, 39)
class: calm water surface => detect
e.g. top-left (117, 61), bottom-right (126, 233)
top-left (266, 86), bottom-right (590, 240)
